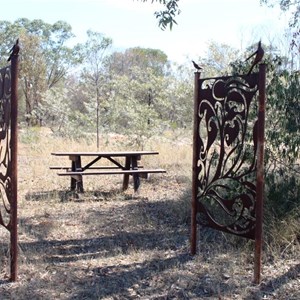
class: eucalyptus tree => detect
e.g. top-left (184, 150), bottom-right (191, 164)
top-left (80, 30), bottom-right (112, 149)
top-left (194, 41), bottom-right (240, 77)
top-left (231, 43), bottom-right (300, 221)
top-left (104, 47), bottom-right (172, 134)
top-left (100, 66), bottom-right (166, 146)
top-left (0, 19), bottom-right (80, 87)
top-left (102, 49), bottom-right (195, 144)
top-left (18, 32), bottom-right (47, 125)
top-left (106, 47), bottom-right (170, 78)
top-left (0, 18), bottom-right (82, 125)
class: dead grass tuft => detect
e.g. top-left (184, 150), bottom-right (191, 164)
top-left (0, 128), bottom-right (299, 299)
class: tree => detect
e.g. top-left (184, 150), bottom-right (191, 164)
top-left (261, 0), bottom-right (300, 54)
top-left (166, 63), bottom-right (194, 128)
top-left (197, 41), bottom-right (240, 77)
top-left (80, 30), bottom-right (112, 149)
top-left (40, 20), bottom-right (81, 89)
top-left (105, 47), bottom-right (170, 128)
top-left (231, 42), bottom-right (300, 223)
top-left (106, 47), bottom-right (170, 78)
top-left (98, 66), bottom-right (166, 147)
top-left (18, 32), bottom-right (47, 125)
top-left (0, 19), bottom-right (81, 86)
top-left (0, 19), bottom-right (82, 125)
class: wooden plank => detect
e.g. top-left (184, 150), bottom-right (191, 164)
top-left (51, 151), bottom-right (159, 157)
top-left (57, 169), bottom-right (166, 176)
top-left (50, 166), bottom-right (144, 170)
top-left (50, 166), bottom-right (73, 170)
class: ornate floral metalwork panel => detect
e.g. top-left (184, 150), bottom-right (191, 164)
top-left (0, 41), bottom-right (19, 282)
top-left (195, 74), bottom-right (259, 239)
top-left (0, 65), bottom-right (12, 231)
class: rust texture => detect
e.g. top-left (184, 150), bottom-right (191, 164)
top-left (191, 64), bottom-right (266, 283)
top-left (254, 63), bottom-right (266, 284)
top-left (193, 73), bottom-right (260, 238)
top-left (191, 71), bottom-right (201, 255)
top-left (0, 40), bottom-right (19, 281)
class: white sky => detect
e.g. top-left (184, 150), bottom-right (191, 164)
top-left (1, 0), bottom-right (290, 63)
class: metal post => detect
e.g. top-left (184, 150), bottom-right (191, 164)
top-left (191, 71), bottom-right (201, 255)
top-left (254, 63), bottom-right (266, 284)
top-left (10, 46), bottom-right (19, 282)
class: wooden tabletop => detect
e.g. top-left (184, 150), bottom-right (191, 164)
top-left (51, 151), bottom-right (159, 157)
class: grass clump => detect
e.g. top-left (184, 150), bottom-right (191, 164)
top-left (0, 128), bottom-right (299, 299)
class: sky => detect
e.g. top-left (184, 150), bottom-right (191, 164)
top-left (1, 0), bottom-right (291, 63)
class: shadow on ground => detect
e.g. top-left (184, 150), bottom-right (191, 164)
top-left (1, 188), bottom-right (299, 299)
top-left (24, 188), bottom-right (126, 202)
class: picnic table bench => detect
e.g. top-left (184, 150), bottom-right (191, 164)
top-left (50, 151), bottom-right (166, 192)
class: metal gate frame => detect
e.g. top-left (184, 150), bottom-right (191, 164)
top-left (0, 40), bottom-right (19, 282)
top-left (191, 64), bottom-right (266, 284)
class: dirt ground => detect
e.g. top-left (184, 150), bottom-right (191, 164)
top-left (0, 132), bottom-right (299, 299)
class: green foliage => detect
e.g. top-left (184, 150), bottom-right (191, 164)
top-left (154, 0), bottom-right (181, 30)
top-left (105, 47), bottom-right (170, 77)
top-left (98, 67), bottom-right (164, 146)
top-left (265, 169), bottom-right (300, 219)
top-left (231, 43), bottom-right (300, 165)
top-left (80, 30), bottom-right (113, 148)
top-left (267, 67), bottom-right (300, 163)
top-left (198, 41), bottom-right (240, 77)
top-left (263, 60), bottom-right (300, 227)
top-left (137, 0), bottom-right (181, 30)
top-left (0, 18), bottom-right (82, 125)
top-left (36, 87), bottom-right (94, 139)
top-left (229, 43), bottom-right (300, 244)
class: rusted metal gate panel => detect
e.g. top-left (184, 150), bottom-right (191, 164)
top-left (0, 41), bottom-right (19, 282)
top-left (191, 64), bottom-right (266, 283)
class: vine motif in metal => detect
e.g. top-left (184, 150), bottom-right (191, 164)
top-left (0, 65), bottom-right (12, 231)
top-left (195, 74), bottom-right (259, 239)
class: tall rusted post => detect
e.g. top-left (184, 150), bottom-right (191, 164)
top-left (10, 44), bottom-right (19, 282)
top-left (191, 71), bottom-right (200, 255)
top-left (254, 63), bottom-right (266, 284)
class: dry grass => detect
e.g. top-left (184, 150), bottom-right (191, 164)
top-left (0, 128), bottom-right (299, 299)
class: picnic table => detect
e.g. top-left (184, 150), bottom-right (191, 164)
top-left (50, 151), bottom-right (166, 192)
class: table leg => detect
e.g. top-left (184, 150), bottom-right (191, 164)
top-left (70, 155), bottom-right (84, 192)
top-left (131, 156), bottom-right (140, 192)
top-left (71, 160), bottom-right (77, 191)
top-left (122, 156), bottom-right (131, 191)
top-left (76, 176), bottom-right (84, 193)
